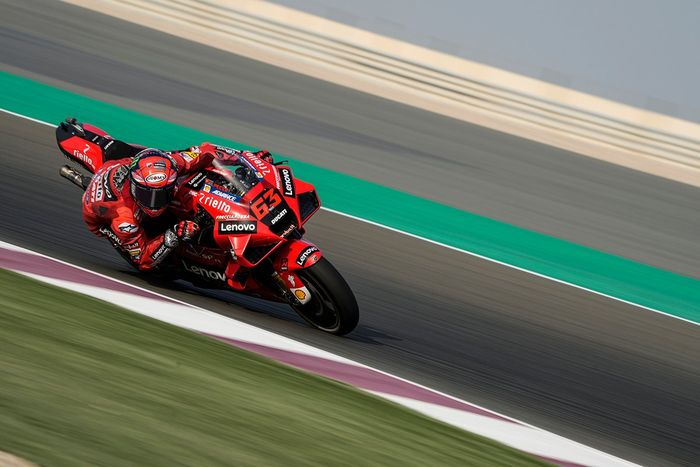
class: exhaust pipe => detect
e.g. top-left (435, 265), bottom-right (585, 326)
top-left (60, 165), bottom-right (91, 191)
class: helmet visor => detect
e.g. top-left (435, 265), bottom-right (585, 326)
top-left (131, 182), bottom-right (174, 210)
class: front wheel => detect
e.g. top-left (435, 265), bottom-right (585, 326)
top-left (292, 258), bottom-right (359, 335)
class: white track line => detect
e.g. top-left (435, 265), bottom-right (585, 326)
top-left (3, 106), bottom-right (694, 327)
top-left (1, 240), bottom-right (638, 466)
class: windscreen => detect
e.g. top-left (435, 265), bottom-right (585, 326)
top-left (209, 159), bottom-right (262, 198)
top-left (209, 160), bottom-right (296, 236)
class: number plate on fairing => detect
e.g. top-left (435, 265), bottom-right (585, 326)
top-left (250, 188), bottom-right (297, 235)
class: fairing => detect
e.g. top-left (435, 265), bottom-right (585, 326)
top-left (56, 118), bottom-right (144, 173)
top-left (59, 130), bottom-right (324, 302)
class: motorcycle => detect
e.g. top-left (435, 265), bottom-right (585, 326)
top-left (55, 118), bottom-right (359, 335)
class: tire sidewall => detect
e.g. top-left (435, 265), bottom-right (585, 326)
top-left (293, 257), bottom-right (359, 335)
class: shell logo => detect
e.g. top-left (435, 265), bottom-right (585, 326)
top-left (294, 289), bottom-right (307, 300)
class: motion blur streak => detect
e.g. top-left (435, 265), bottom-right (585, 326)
top-left (0, 240), bottom-right (638, 466)
top-left (1, 112), bottom-right (699, 466)
top-left (1, 1), bottom-right (699, 465)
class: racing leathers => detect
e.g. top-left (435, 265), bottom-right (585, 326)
top-left (82, 146), bottom-right (216, 270)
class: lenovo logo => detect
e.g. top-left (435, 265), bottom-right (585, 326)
top-left (296, 246), bottom-right (319, 266)
top-left (183, 262), bottom-right (226, 281)
top-left (279, 168), bottom-right (295, 197)
top-left (218, 220), bottom-right (257, 234)
top-left (98, 226), bottom-right (121, 245)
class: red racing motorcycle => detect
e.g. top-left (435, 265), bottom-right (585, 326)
top-left (55, 118), bottom-right (359, 335)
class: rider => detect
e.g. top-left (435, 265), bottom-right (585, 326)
top-left (83, 144), bottom-right (271, 270)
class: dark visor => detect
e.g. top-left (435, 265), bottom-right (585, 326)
top-left (131, 182), bottom-right (174, 210)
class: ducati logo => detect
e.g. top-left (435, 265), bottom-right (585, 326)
top-left (270, 208), bottom-right (288, 225)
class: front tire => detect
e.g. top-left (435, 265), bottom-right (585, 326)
top-left (292, 258), bottom-right (359, 335)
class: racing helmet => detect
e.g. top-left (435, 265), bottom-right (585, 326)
top-left (128, 148), bottom-right (178, 217)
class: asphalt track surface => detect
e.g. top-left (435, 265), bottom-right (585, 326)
top-left (3, 0), bottom-right (700, 281)
top-left (1, 1), bottom-right (699, 465)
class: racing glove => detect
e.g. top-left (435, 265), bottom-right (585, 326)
top-left (164, 220), bottom-right (200, 248)
top-left (174, 220), bottom-right (200, 242)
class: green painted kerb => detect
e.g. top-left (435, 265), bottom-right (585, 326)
top-left (2, 71), bottom-right (699, 322)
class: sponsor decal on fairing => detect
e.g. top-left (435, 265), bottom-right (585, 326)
top-left (180, 151), bottom-right (199, 162)
top-left (215, 145), bottom-right (239, 156)
top-left (279, 168), bottom-right (295, 197)
top-left (280, 224), bottom-right (295, 238)
top-left (296, 246), bottom-right (319, 267)
top-left (216, 212), bottom-right (251, 220)
top-left (211, 188), bottom-right (239, 201)
top-left (218, 220), bottom-right (258, 234)
top-left (73, 143), bottom-right (95, 169)
top-left (270, 208), bottom-right (288, 225)
top-left (293, 289), bottom-right (308, 301)
top-left (291, 286), bottom-right (311, 303)
top-left (246, 152), bottom-right (271, 176)
top-left (199, 193), bottom-right (233, 212)
top-left (182, 261), bottom-right (226, 281)
top-left (187, 172), bottom-right (207, 189)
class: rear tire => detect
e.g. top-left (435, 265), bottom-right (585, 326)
top-left (292, 257), bottom-right (359, 335)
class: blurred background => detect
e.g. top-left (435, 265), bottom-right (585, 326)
top-left (1, 1), bottom-right (699, 466)
top-left (274, 0), bottom-right (700, 121)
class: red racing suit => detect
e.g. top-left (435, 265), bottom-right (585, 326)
top-left (82, 146), bottom-right (215, 270)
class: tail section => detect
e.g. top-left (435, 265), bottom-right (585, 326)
top-left (56, 118), bottom-right (111, 173)
top-left (56, 117), bottom-right (143, 173)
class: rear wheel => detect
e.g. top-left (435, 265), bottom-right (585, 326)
top-left (292, 258), bottom-right (359, 335)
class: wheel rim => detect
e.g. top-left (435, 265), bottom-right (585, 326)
top-left (293, 271), bottom-right (341, 331)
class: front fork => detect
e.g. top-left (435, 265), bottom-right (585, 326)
top-left (269, 239), bottom-right (323, 305)
top-left (270, 270), bottom-right (309, 305)
top-left (224, 239), bottom-right (322, 305)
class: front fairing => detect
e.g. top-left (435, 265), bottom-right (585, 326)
top-left (176, 154), bottom-right (302, 267)
top-left (168, 147), bottom-right (325, 305)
